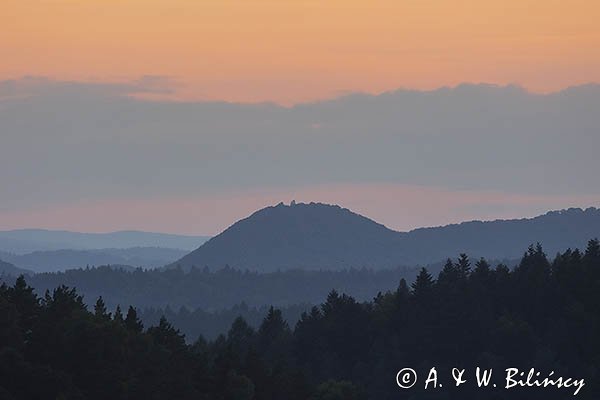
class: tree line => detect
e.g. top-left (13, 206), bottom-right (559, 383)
top-left (139, 303), bottom-right (310, 341)
top-left (18, 264), bottom-right (424, 310)
top-left (1, 239), bottom-right (598, 399)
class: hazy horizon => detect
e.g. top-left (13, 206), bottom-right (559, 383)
top-left (2, 200), bottom-right (599, 237)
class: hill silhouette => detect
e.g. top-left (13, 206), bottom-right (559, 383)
top-left (0, 229), bottom-right (208, 254)
top-left (172, 203), bottom-right (600, 271)
top-left (1, 247), bottom-right (188, 273)
top-left (173, 202), bottom-right (403, 271)
top-left (0, 258), bottom-right (32, 276)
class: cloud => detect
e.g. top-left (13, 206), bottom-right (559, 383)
top-left (0, 76), bottom-right (176, 101)
top-left (1, 78), bottom-right (599, 232)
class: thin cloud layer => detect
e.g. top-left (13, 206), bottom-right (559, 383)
top-left (1, 78), bottom-right (599, 233)
top-left (0, 76), bottom-right (175, 100)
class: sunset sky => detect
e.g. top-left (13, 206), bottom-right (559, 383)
top-left (1, 1), bottom-right (599, 235)
top-left (4, 0), bottom-right (600, 103)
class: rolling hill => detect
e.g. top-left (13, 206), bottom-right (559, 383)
top-left (171, 202), bottom-right (600, 271)
top-left (1, 247), bottom-right (189, 273)
top-left (0, 229), bottom-right (209, 254)
top-left (0, 258), bottom-right (33, 276)
top-left (173, 202), bottom-right (403, 271)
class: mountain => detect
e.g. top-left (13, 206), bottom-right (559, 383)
top-left (0, 229), bottom-right (209, 254)
top-left (0, 258), bottom-right (33, 276)
top-left (171, 203), bottom-right (600, 271)
top-left (172, 202), bottom-right (404, 271)
top-left (1, 247), bottom-right (189, 273)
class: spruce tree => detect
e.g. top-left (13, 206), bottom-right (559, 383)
top-left (411, 267), bottom-right (434, 297)
top-left (125, 306), bottom-right (143, 333)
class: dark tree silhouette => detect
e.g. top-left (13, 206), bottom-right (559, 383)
top-left (0, 239), bottom-right (598, 399)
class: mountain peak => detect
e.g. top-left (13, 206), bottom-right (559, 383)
top-left (173, 202), bottom-right (398, 272)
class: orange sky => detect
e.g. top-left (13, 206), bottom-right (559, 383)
top-left (3, 0), bottom-right (600, 104)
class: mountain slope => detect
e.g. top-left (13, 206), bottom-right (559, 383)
top-left (0, 258), bottom-right (33, 276)
top-left (401, 208), bottom-right (600, 263)
top-left (172, 203), bottom-right (600, 271)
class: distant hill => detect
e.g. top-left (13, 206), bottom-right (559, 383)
top-left (0, 229), bottom-right (209, 254)
top-left (1, 247), bottom-right (189, 273)
top-left (401, 208), bottom-right (600, 264)
top-left (171, 203), bottom-right (600, 271)
top-left (0, 258), bottom-right (32, 276)
top-left (172, 202), bottom-right (404, 271)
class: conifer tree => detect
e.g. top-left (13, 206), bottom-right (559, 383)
top-left (411, 267), bottom-right (434, 297)
top-left (125, 306), bottom-right (143, 333)
top-left (94, 296), bottom-right (110, 320)
top-left (456, 253), bottom-right (471, 278)
top-left (113, 305), bottom-right (124, 323)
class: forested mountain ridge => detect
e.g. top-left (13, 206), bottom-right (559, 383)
top-left (402, 207), bottom-right (600, 263)
top-left (172, 203), bottom-right (600, 271)
top-left (18, 265), bottom-right (420, 310)
top-left (0, 258), bottom-right (32, 276)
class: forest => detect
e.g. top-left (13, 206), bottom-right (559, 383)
top-left (1, 239), bottom-right (598, 399)
top-left (15, 264), bottom-right (424, 309)
top-left (139, 303), bottom-right (311, 341)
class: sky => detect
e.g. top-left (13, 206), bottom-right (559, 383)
top-left (3, 0), bottom-right (600, 103)
top-left (1, 1), bottom-right (599, 235)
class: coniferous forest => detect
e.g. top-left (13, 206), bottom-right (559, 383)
top-left (1, 240), bottom-right (598, 399)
